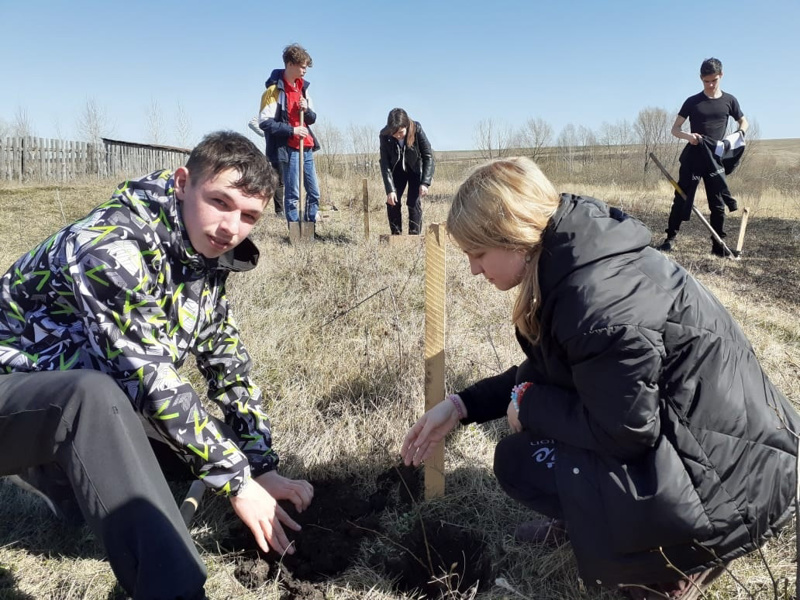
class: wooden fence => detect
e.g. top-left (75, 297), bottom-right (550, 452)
top-left (0, 137), bottom-right (191, 182)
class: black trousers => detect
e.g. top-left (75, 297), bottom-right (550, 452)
top-left (665, 157), bottom-right (727, 240)
top-left (0, 370), bottom-right (206, 600)
top-left (387, 167), bottom-right (422, 235)
top-left (493, 431), bottom-right (563, 519)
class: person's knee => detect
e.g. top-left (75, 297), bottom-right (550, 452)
top-left (493, 433), bottom-right (526, 488)
top-left (60, 371), bottom-right (133, 417)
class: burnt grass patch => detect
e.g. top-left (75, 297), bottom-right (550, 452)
top-left (224, 464), bottom-right (493, 598)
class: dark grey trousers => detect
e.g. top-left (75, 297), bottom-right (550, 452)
top-left (0, 370), bottom-right (206, 599)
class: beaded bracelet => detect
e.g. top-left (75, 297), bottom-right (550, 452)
top-left (511, 382), bottom-right (533, 413)
top-left (447, 394), bottom-right (465, 420)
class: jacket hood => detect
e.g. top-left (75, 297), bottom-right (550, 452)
top-left (265, 68), bottom-right (284, 88)
top-left (265, 68), bottom-right (310, 92)
top-left (110, 170), bottom-right (258, 274)
top-left (539, 194), bottom-right (652, 295)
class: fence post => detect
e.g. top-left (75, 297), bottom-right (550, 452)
top-left (423, 222), bottom-right (447, 499)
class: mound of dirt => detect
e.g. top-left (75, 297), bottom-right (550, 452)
top-left (224, 464), bottom-right (492, 599)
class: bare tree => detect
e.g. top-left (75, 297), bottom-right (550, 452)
top-left (0, 117), bottom-right (10, 139)
top-left (12, 106), bottom-right (35, 137)
top-left (598, 119), bottom-right (635, 177)
top-left (145, 99), bottom-right (166, 145)
top-left (347, 123), bottom-right (377, 175)
top-left (577, 124), bottom-right (597, 167)
top-left (635, 107), bottom-right (673, 172)
top-left (174, 102), bottom-right (193, 149)
top-left (473, 118), bottom-right (514, 159)
top-left (76, 98), bottom-right (114, 142)
top-left (556, 123), bottom-right (578, 174)
top-left (518, 117), bottom-right (553, 162)
top-left (313, 119), bottom-right (345, 178)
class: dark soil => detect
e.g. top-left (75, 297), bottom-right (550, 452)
top-left (224, 464), bottom-right (492, 599)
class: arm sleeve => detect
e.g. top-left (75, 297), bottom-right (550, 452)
top-left (248, 116), bottom-right (265, 137)
top-left (193, 286), bottom-right (278, 479)
top-left (303, 91), bottom-right (317, 125)
top-left (519, 325), bottom-right (664, 461)
top-left (678, 96), bottom-right (693, 119)
top-left (66, 235), bottom-right (254, 495)
top-left (729, 95), bottom-right (744, 121)
top-left (379, 137), bottom-right (396, 194)
top-left (457, 365), bottom-right (518, 424)
top-left (259, 86), bottom-right (293, 139)
top-left (416, 123), bottom-right (435, 187)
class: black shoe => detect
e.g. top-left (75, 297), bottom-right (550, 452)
top-left (711, 241), bottom-right (727, 257)
top-left (656, 236), bottom-right (676, 252)
top-left (7, 466), bottom-right (83, 525)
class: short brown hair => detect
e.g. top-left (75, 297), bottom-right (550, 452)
top-left (185, 131), bottom-right (277, 201)
top-left (282, 44), bottom-right (313, 67)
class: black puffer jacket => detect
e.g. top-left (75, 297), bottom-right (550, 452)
top-left (379, 121), bottom-right (434, 194)
top-left (459, 194), bottom-right (799, 586)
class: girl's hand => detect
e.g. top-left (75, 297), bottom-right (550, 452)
top-left (401, 398), bottom-right (463, 466)
top-left (507, 401), bottom-right (522, 433)
top-left (386, 192), bottom-right (398, 206)
top-left (419, 184), bottom-right (429, 198)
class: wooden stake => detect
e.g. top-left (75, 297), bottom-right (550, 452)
top-left (363, 178), bottom-right (370, 240)
top-left (424, 223), bottom-right (446, 499)
top-left (735, 207), bottom-right (750, 254)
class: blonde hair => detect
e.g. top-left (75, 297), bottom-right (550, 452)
top-left (446, 157), bottom-right (560, 343)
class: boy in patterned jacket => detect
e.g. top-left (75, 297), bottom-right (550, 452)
top-left (0, 131), bottom-right (313, 599)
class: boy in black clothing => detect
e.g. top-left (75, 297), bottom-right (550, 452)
top-left (657, 57), bottom-right (748, 255)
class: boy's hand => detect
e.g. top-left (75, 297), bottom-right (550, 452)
top-left (386, 192), bottom-right (398, 206)
top-left (299, 98), bottom-right (308, 112)
top-left (229, 478), bottom-right (301, 555)
top-left (255, 470), bottom-right (314, 513)
top-left (419, 184), bottom-right (429, 198)
top-left (293, 126), bottom-right (309, 138)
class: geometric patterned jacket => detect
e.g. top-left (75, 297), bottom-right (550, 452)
top-left (0, 170), bottom-right (277, 495)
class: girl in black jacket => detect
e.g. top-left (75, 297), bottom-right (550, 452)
top-left (379, 108), bottom-right (434, 235)
top-left (401, 157), bottom-right (799, 599)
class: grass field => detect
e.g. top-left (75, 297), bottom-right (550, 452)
top-left (0, 149), bottom-right (798, 599)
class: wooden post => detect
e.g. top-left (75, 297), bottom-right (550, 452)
top-left (735, 207), bottom-right (750, 254)
top-left (362, 178), bottom-right (370, 239)
top-left (424, 223), bottom-right (446, 498)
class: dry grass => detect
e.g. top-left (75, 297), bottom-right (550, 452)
top-left (0, 165), bottom-right (798, 599)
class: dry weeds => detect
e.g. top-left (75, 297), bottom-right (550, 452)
top-left (0, 163), bottom-right (798, 599)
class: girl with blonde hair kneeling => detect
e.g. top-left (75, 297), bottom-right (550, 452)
top-left (402, 157), bottom-right (799, 599)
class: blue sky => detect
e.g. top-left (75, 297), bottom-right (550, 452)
top-left (2, 0), bottom-right (798, 151)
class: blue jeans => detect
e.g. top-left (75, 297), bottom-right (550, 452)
top-left (281, 148), bottom-right (320, 223)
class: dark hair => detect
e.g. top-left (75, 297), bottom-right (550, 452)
top-left (380, 108), bottom-right (417, 147)
top-left (700, 57), bottom-right (723, 76)
top-left (282, 43), bottom-right (313, 67)
top-left (185, 131), bottom-right (277, 200)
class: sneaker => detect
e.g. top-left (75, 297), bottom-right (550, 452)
top-left (656, 236), bottom-right (676, 252)
top-left (6, 465), bottom-right (83, 525)
top-left (513, 517), bottom-right (568, 547)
